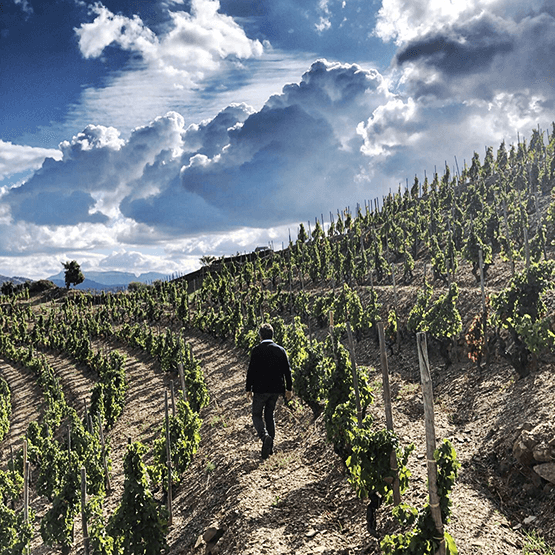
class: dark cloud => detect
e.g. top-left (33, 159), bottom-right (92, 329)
top-left (393, 9), bottom-right (555, 102)
top-left (395, 17), bottom-right (514, 76)
top-left (124, 103), bottom-right (359, 232)
top-left (120, 179), bottom-right (231, 233)
top-left (183, 105), bottom-right (340, 218)
top-left (10, 190), bottom-right (108, 226)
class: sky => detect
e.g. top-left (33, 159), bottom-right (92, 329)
top-left (1, 0), bottom-right (555, 280)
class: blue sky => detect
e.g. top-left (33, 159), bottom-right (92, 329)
top-left (1, 0), bottom-right (555, 279)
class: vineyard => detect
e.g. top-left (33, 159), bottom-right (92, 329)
top-left (1, 126), bottom-right (555, 554)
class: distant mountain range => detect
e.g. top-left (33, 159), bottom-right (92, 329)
top-left (46, 270), bottom-right (170, 291)
top-left (1, 270), bottom-right (171, 292)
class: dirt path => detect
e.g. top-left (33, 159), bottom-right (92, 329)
top-left (0, 357), bottom-right (45, 467)
top-left (93, 339), bottom-right (183, 518)
top-left (166, 331), bottom-right (372, 555)
top-left (43, 351), bottom-right (98, 413)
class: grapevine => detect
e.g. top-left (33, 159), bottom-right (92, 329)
top-left (380, 440), bottom-right (460, 555)
top-left (0, 376), bottom-right (10, 442)
top-left (108, 442), bottom-right (169, 555)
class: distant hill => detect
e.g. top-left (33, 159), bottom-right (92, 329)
top-left (46, 270), bottom-right (168, 290)
top-left (47, 278), bottom-right (128, 292)
top-left (0, 275), bottom-right (31, 286)
top-left (136, 271), bottom-right (172, 283)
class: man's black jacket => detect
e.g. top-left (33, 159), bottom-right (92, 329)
top-left (246, 339), bottom-right (293, 394)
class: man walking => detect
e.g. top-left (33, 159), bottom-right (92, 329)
top-left (246, 323), bottom-right (293, 459)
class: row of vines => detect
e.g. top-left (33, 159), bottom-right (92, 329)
top-left (0, 288), bottom-right (209, 554)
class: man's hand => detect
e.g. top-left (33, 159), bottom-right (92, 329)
top-left (285, 390), bottom-right (293, 402)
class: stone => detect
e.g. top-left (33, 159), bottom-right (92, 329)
top-left (522, 482), bottom-right (539, 495)
top-left (203, 525), bottom-right (225, 544)
top-left (206, 542), bottom-right (221, 555)
top-left (533, 462), bottom-right (555, 484)
top-left (533, 443), bottom-right (554, 463)
top-left (306, 529), bottom-right (319, 538)
top-left (513, 423), bottom-right (555, 467)
top-left (514, 431), bottom-right (538, 466)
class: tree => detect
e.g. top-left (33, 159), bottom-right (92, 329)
top-left (62, 260), bottom-right (84, 289)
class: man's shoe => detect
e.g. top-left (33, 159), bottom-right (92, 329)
top-left (261, 434), bottom-right (273, 459)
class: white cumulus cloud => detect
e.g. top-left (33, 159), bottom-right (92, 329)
top-left (76, 0), bottom-right (263, 77)
top-left (64, 0), bottom-right (267, 141)
top-left (375, 0), bottom-right (497, 45)
top-left (2, 113), bottom-right (186, 227)
top-left (75, 3), bottom-right (158, 59)
top-left (357, 97), bottom-right (419, 157)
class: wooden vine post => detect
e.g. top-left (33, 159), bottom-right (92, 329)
top-left (299, 242), bottom-right (306, 292)
top-left (360, 231), bottom-right (367, 282)
top-left (478, 248), bottom-right (488, 364)
top-left (97, 415), bottom-right (111, 493)
top-left (478, 248), bottom-right (487, 316)
top-left (84, 400), bottom-right (91, 433)
top-left (9, 444), bottom-right (15, 510)
top-left (187, 281), bottom-right (191, 326)
top-left (81, 467), bottom-right (90, 555)
top-left (288, 244), bottom-right (293, 314)
top-left (298, 245), bottom-right (312, 344)
top-left (170, 380), bottom-right (176, 417)
top-left (377, 321), bottom-right (401, 505)
top-left (177, 361), bottom-right (187, 403)
top-left (416, 332), bottom-right (445, 555)
top-left (502, 196), bottom-right (515, 276)
top-left (328, 311), bottom-right (339, 369)
top-left (345, 321), bottom-right (363, 427)
top-left (165, 390), bottom-right (173, 525)
top-left (391, 264), bottom-right (401, 353)
top-left (524, 225), bottom-right (530, 269)
top-left (177, 340), bottom-right (188, 403)
top-left (23, 439), bottom-right (29, 525)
